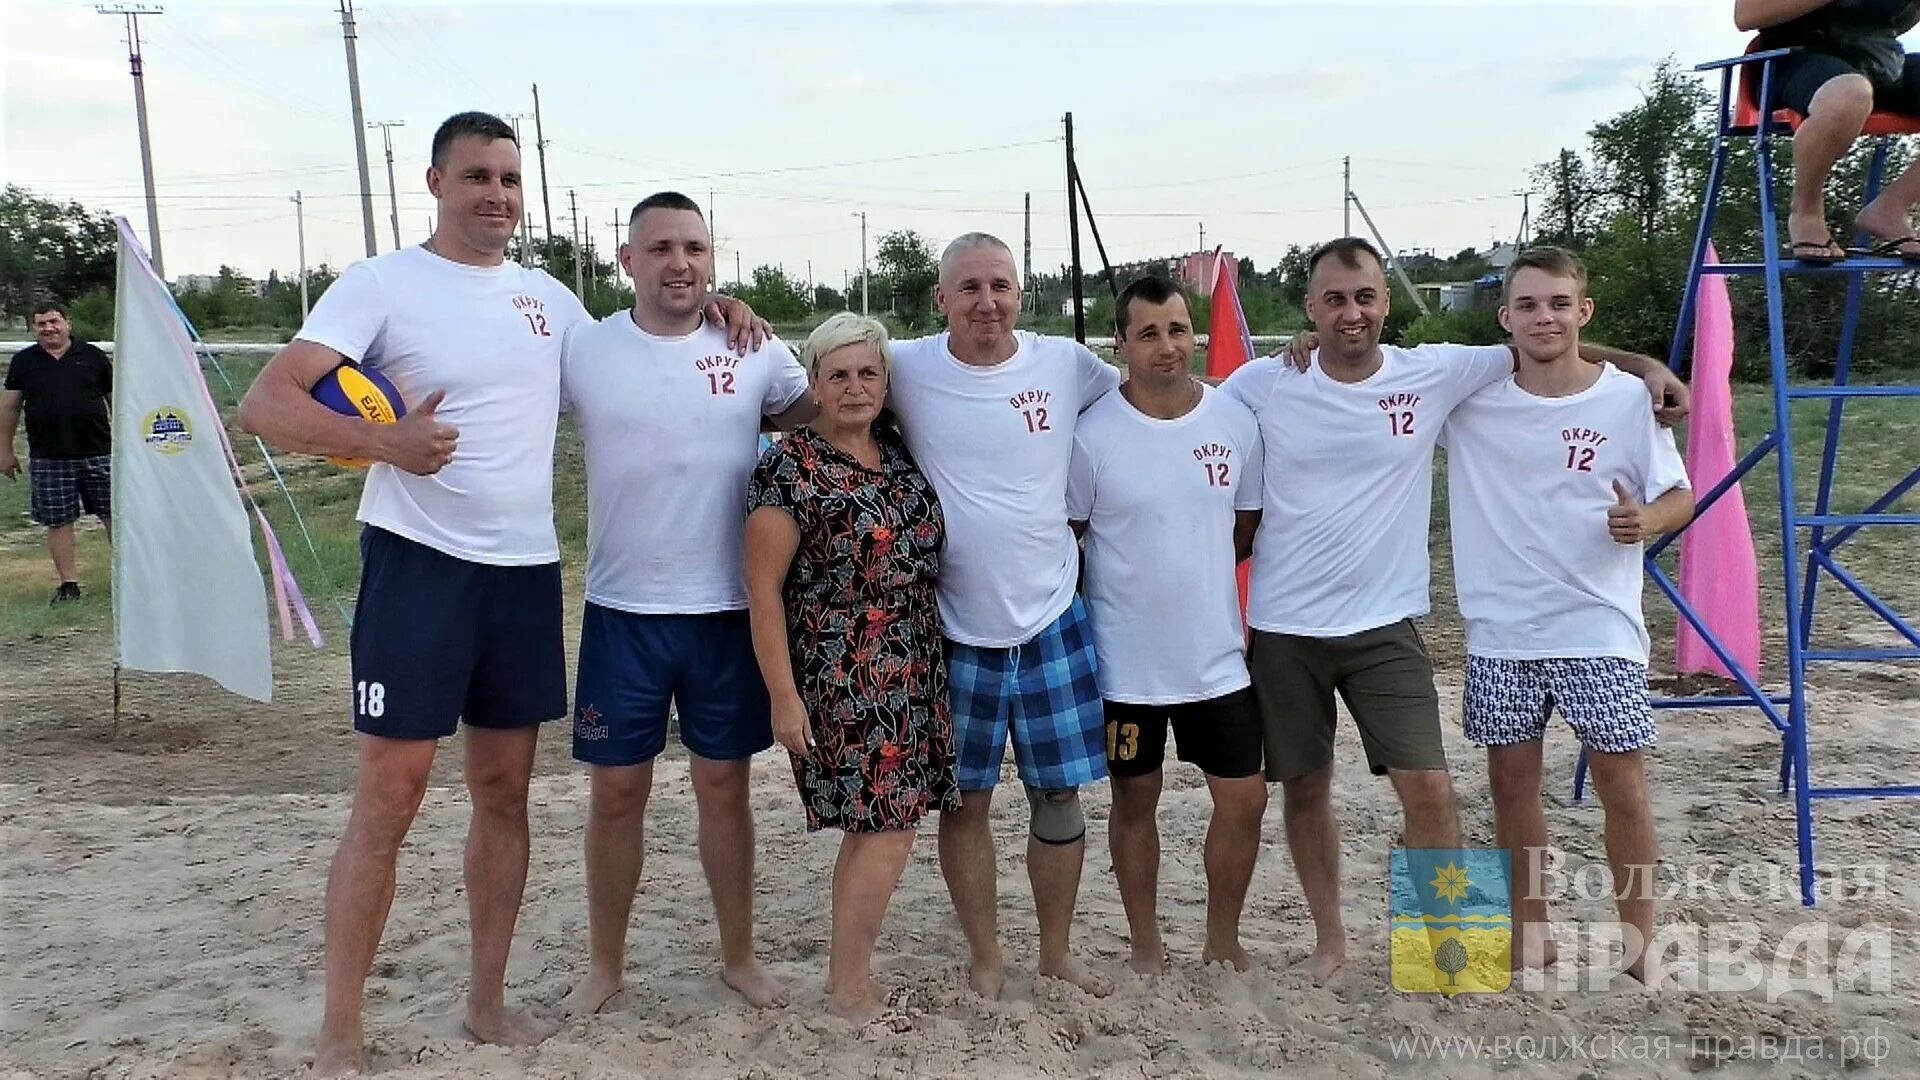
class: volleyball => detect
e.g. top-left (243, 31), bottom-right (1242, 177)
top-left (311, 363), bottom-right (406, 468)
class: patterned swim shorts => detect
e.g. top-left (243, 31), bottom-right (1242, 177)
top-left (1463, 655), bottom-right (1657, 754)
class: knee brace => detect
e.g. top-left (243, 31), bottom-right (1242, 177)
top-left (1026, 785), bottom-right (1086, 845)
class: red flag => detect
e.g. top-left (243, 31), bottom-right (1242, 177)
top-left (1204, 248), bottom-right (1255, 613)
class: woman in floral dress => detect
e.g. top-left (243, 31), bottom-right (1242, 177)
top-left (743, 312), bottom-right (958, 1022)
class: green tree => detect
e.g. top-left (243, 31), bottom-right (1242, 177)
top-left (874, 230), bottom-right (939, 330)
top-left (729, 265), bottom-right (810, 324)
top-left (0, 186), bottom-right (116, 320)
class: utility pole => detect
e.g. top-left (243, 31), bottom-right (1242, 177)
top-left (1022, 191), bottom-right (1032, 301)
top-left (291, 191), bottom-right (310, 317)
top-left (608, 208), bottom-right (624, 281)
top-left (532, 83), bottom-right (554, 251)
top-left (505, 113), bottom-right (533, 265)
top-left (338, 0), bottom-right (377, 257)
top-left (96, 4), bottom-right (165, 277)
top-left (368, 120), bottom-right (405, 250)
top-left (735, 250), bottom-right (743, 288)
top-left (1064, 112), bottom-right (1085, 344)
top-left (806, 259), bottom-right (813, 306)
top-left (1198, 221), bottom-right (1205, 254)
top-left (854, 211), bottom-right (869, 315)
top-left (1343, 155), bottom-right (1352, 237)
top-left (1515, 190), bottom-right (1531, 250)
top-left (568, 188), bottom-right (583, 297)
top-left (1347, 190), bottom-right (1430, 316)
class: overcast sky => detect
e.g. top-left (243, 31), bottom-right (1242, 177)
top-left (8, 1), bottom-right (1871, 289)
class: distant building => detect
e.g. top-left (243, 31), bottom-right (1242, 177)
top-left (173, 274), bottom-right (217, 293)
top-left (1170, 250), bottom-right (1237, 293)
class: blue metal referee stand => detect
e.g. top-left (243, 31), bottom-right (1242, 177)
top-left (1573, 44), bottom-right (1920, 907)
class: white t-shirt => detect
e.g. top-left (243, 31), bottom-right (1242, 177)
top-left (1219, 344), bottom-right (1513, 637)
top-left (888, 330), bottom-right (1123, 647)
top-left (1442, 365), bottom-right (1690, 662)
top-left (560, 313), bottom-right (809, 614)
top-left (1067, 385), bottom-right (1262, 704)
top-left (295, 245), bottom-right (588, 565)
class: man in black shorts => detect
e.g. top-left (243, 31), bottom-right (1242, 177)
top-left (1736, 0), bottom-right (1920, 261)
top-left (3, 302), bottom-right (113, 603)
top-left (1066, 277), bottom-right (1269, 974)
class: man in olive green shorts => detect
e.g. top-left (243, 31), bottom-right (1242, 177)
top-left (1218, 238), bottom-right (1691, 984)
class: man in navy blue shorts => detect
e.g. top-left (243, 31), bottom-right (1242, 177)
top-left (240, 117), bottom-right (763, 1075)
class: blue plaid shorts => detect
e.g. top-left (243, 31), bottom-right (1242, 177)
top-left (945, 595), bottom-right (1106, 791)
top-left (29, 455), bottom-right (111, 527)
top-left (1463, 655), bottom-right (1657, 754)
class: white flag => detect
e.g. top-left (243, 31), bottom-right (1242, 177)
top-left (111, 219), bottom-right (274, 703)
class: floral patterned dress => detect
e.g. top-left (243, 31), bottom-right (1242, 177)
top-left (748, 425), bottom-right (960, 832)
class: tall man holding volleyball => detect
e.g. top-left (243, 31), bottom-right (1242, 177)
top-left (559, 191), bottom-right (814, 1016)
top-left (238, 114), bottom-right (762, 1075)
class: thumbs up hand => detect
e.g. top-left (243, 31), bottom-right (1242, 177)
top-left (1607, 479), bottom-right (1648, 545)
top-left (379, 389), bottom-right (459, 475)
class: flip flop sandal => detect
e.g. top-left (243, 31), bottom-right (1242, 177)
top-left (1850, 236), bottom-right (1920, 264)
top-left (1787, 239), bottom-right (1847, 264)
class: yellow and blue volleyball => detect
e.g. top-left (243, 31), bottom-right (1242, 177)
top-left (311, 363), bottom-right (406, 468)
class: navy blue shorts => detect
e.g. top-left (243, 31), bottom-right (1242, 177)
top-left (572, 604), bottom-right (772, 766)
top-left (348, 526), bottom-right (566, 740)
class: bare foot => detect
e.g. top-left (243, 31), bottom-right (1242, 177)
top-left (1301, 938), bottom-right (1345, 986)
top-left (1856, 203), bottom-right (1920, 256)
top-left (1513, 927), bottom-right (1559, 972)
top-left (721, 961), bottom-right (789, 1009)
top-left (1037, 955), bottom-right (1114, 997)
top-left (828, 979), bottom-right (886, 1024)
top-left (463, 1004), bottom-right (556, 1047)
top-left (311, 1029), bottom-right (365, 1078)
top-left (1128, 936), bottom-right (1166, 976)
top-left (562, 966), bottom-right (624, 1017)
top-left (967, 960), bottom-right (1007, 1000)
top-left (1625, 960), bottom-right (1681, 992)
top-left (1202, 939), bottom-right (1253, 972)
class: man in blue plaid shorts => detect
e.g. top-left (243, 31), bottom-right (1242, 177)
top-left (1443, 248), bottom-right (1693, 986)
top-left (3, 303), bottom-right (113, 604)
top-left (885, 233), bottom-right (1121, 999)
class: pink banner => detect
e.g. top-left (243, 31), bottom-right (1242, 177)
top-left (1675, 242), bottom-right (1760, 678)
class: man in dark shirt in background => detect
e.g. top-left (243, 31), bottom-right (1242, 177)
top-left (3, 302), bottom-right (114, 603)
top-left (1735, 0), bottom-right (1920, 261)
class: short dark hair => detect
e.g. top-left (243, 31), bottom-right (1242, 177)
top-left (629, 190), bottom-right (705, 226)
top-left (1115, 276), bottom-right (1190, 337)
top-left (30, 301), bottom-right (66, 320)
top-left (1503, 245), bottom-right (1589, 299)
top-left (1305, 236), bottom-right (1385, 281)
top-left (430, 111), bottom-right (517, 169)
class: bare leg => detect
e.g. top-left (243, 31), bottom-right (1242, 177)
top-left (1280, 765), bottom-right (1345, 984)
top-left (314, 735), bottom-right (436, 1077)
top-left (1030, 789), bottom-right (1112, 996)
top-left (1108, 771), bottom-right (1165, 975)
top-left (1585, 749), bottom-right (1665, 986)
top-left (1789, 74), bottom-right (1874, 254)
top-left (565, 762), bottom-right (654, 1016)
top-left (46, 522), bottom-right (77, 585)
top-left (690, 754), bottom-right (787, 1007)
top-left (461, 725), bottom-right (551, 1046)
top-left (1858, 160), bottom-right (1920, 257)
top-left (1387, 768), bottom-right (1461, 850)
top-left (936, 788), bottom-right (1005, 998)
top-left (827, 828), bottom-right (916, 1022)
top-left (1487, 742), bottom-right (1557, 970)
top-left (1200, 774), bottom-right (1268, 971)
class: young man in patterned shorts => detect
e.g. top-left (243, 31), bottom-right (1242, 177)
top-left (1441, 246), bottom-right (1693, 985)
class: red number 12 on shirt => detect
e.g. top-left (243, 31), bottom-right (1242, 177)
top-left (707, 372), bottom-right (737, 395)
top-left (1204, 462), bottom-right (1231, 487)
top-left (1565, 446), bottom-right (1594, 472)
top-left (1023, 407), bottom-right (1050, 433)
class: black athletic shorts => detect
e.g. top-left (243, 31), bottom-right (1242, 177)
top-left (1103, 687), bottom-right (1264, 780)
top-left (348, 526), bottom-right (566, 740)
top-left (1770, 49), bottom-right (1920, 119)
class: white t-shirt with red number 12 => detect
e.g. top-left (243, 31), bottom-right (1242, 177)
top-left (1443, 365), bottom-right (1690, 663)
top-left (294, 244), bottom-right (589, 566)
top-left (887, 330), bottom-right (1122, 648)
top-left (1219, 344), bottom-right (1514, 637)
top-left (561, 313), bottom-right (810, 614)
top-left (1067, 385), bottom-right (1263, 704)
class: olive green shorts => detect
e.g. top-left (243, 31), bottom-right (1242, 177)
top-left (1247, 619), bottom-right (1447, 783)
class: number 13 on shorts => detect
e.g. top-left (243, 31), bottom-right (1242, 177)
top-left (1106, 719), bottom-right (1140, 762)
